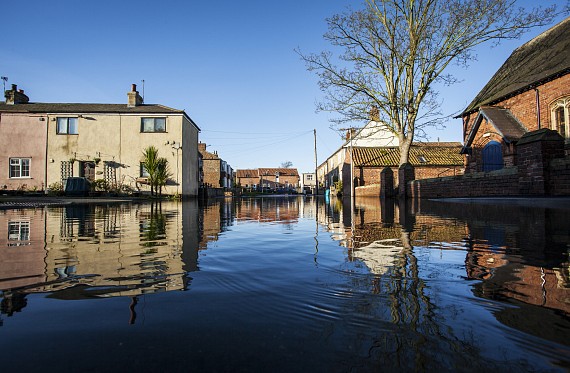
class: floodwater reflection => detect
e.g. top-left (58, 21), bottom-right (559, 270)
top-left (0, 196), bottom-right (568, 372)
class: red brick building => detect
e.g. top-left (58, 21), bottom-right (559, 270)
top-left (198, 142), bottom-right (233, 189)
top-left (351, 143), bottom-right (464, 197)
top-left (409, 17), bottom-right (570, 198)
top-left (235, 169), bottom-right (259, 189)
top-left (317, 119), bottom-right (464, 197)
top-left (235, 168), bottom-right (300, 192)
top-left (460, 17), bottom-right (570, 172)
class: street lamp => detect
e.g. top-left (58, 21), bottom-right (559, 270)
top-left (172, 142), bottom-right (181, 196)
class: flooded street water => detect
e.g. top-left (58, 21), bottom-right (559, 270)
top-left (0, 196), bottom-right (568, 372)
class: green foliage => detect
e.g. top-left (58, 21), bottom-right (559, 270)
top-left (154, 157), bottom-right (172, 197)
top-left (48, 182), bottom-right (63, 195)
top-left (141, 146), bottom-right (160, 196)
top-left (92, 179), bottom-right (108, 192)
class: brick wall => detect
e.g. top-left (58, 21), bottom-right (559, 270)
top-left (408, 129), bottom-right (570, 198)
top-left (354, 165), bottom-right (462, 192)
top-left (464, 74), bottom-right (570, 172)
top-left (408, 167), bottom-right (520, 198)
top-left (202, 159), bottom-right (221, 187)
top-left (548, 158), bottom-right (570, 195)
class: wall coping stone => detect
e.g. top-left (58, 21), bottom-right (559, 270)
top-left (517, 128), bottom-right (564, 145)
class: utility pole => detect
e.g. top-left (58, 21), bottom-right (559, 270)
top-left (314, 129), bottom-right (318, 196)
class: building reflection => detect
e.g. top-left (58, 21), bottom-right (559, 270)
top-left (318, 196), bottom-right (569, 346)
top-left (234, 197), bottom-right (300, 224)
top-left (0, 200), bottom-right (207, 322)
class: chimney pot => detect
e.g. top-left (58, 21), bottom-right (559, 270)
top-left (11, 84), bottom-right (17, 91)
top-left (131, 83), bottom-right (137, 92)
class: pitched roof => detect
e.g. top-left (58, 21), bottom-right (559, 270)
top-left (236, 169), bottom-right (258, 178)
top-left (465, 107), bottom-right (527, 147)
top-left (258, 168), bottom-right (299, 177)
top-left (199, 147), bottom-right (220, 160)
top-left (352, 143), bottom-right (463, 167)
top-left (461, 17), bottom-right (570, 116)
top-left (0, 102), bottom-right (200, 130)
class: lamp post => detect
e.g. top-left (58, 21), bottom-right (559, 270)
top-left (172, 142), bottom-right (181, 196)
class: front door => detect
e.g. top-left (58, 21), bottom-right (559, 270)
top-left (80, 161), bottom-right (96, 181)
top-left (482, 141), bottom-right (503, 172)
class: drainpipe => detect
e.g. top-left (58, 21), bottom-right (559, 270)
top-left (44, 115), bottom-right (49, 194)
top-left (535, 88), bottom-right (541, 129)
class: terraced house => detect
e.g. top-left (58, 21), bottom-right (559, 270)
top-left (0, 84), bottom-right (201, 196)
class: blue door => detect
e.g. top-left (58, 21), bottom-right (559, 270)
top-left (482, 141), bottom-right (503, 172)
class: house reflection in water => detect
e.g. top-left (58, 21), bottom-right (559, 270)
top-left (0, 200), bottom-right (210, 321)
top-left (318, 196), bottom-right (569, 342)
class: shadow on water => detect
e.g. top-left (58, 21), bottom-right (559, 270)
top-left (0, 196), bottom-right (567, 371)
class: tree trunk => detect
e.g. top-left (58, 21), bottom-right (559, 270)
top-left (399, 137), bottom-right (412, 166)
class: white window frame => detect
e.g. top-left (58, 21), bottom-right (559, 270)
top-left (9, 158), bottom-right (31, 178)
top-left (141, 117), bottom-right (166, 133)
top-left (57, 117), bottom-right (78, 135)
top-left (550, 97), bottom-right (570, 139)
top-left (8, 221), bottom-right (30, 241)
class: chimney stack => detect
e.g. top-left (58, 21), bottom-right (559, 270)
top-left (369, 105), bottom-right (380, 122)
top-left (4, 84), bottom-right (29, 105)
top-left (127, 83), bottom-right (143, 107)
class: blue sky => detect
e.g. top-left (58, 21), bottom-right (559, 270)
top-left (2, 0), bottom-right (566, 173)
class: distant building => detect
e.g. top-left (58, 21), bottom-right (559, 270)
top-left (301, 173), bottom-right (316, 194)
top-left (235, 169), bottom-right (259, 189)
top-left (235, 168), bottom-right (300, 192)
top-left (0, 84), bottom-right (201, 196)
top-left (198, 143), bottom-right (233, 189)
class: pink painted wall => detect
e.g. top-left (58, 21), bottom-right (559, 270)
top-left (0, 113), bottom-right (47, 191)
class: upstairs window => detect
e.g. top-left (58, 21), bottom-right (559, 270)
top-left (57, 117), bottom-right (78, 134)
top-left (551, 98), bottom-right (569, 139)
top-left (10, 158), bottom-right (30, 178)
top-left (141, 117), bottom-right (166, 133)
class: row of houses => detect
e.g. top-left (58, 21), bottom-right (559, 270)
top-left (235, 168), bottom-right (301, 192)
top-left (318, 16), bottom-right (570, 198)
top-left (0, 83), bottom-right (233, 197)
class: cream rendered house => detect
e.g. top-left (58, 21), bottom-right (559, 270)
top-left (317, 120), bottom-right (398, 190)
top-left (41, 84), bottom-right (199, 196)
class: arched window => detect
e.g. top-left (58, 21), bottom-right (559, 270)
top-left (551, 97), bottom-right (570, 139)
top-left (482, 141), bottom-right (503, 172)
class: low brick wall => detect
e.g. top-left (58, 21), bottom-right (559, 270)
top-left (548, 157), bottom-right (570, 195)
top-left (405, 129), bottom-right (570, 198)
top-left (408, 167), bottom-right (520, 198)
top-left (355, 184), bottom-right (381, 197)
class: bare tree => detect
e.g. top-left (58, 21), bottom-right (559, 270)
top-left (298, 0), bottom-right (557, 165)
top-left (281, 161), bottom-right (293, 168)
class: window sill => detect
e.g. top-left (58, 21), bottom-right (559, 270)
top-left (9, 177), bottom-right (32, 179)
